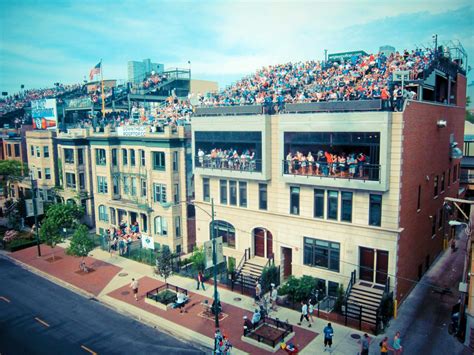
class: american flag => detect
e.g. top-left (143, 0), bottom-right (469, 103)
top-left (89, 62), bottom-right (101, 81)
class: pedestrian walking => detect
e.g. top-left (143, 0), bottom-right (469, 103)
top-left (254, 280), bottom-right (262, 304)
top-left (308, 298), bottom-right (315, 323)
top-left (360, 333), bottom-right (371, 355)
top-left (392, 331), bottom-right (403, 354)
top-left (270, 283), bottom-right (278, 310)
top-left (323, 323), bottom-right (334, 351)
top-left (130, 278), bottom-right (139, 301)
top-left (297, 300), bottom-right (311, 327)
top-left (197, 271), bottom-right (206, 290)
top-left (379, 336), bottom-right (390, 354)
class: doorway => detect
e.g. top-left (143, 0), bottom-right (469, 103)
top-left (281, 247), bottom-right (292, 278)
top-left (253, 228), bottom-right (273, 258)
top-left (359, 247), bottom-right (389, 285)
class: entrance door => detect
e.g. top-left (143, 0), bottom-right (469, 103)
top-left (375, 250), bottom-right (389, 284)
top-left (254, 228), bottom-right (265, 257)
top-left (282, 247), bottom-right (292, 277)
top-left (359, 247), bottom-right (375, 282)
top-left (266, 231), bottom-right (273, 258)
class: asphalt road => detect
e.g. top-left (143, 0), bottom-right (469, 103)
top-left (0, 257), bottom-right (206, 355)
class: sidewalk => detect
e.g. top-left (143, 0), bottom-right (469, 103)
top-left (8, 244), bottom-right (373, 354)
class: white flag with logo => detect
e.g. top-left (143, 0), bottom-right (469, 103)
top-left (141, 234), bottom-right (155, 250)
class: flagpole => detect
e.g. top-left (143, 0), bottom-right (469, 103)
top-left (100, 59), bottom-right (105, 119)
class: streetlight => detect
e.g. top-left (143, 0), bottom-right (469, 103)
top-left (29, 171), bottom-right (41, 257)
top-left (162, 198), bottom-right (219, 327)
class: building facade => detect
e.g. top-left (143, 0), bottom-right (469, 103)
top-left (128, 59), bottom-right (164, 83)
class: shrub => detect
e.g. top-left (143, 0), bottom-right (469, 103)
top-left (333, 284), bottom-right (345, 313)
top-left (189, 246), bottom-right (206, 272)
top-left (260, 265), bottom-right (279, 293)
top-left (155, 289), bottom-right (177, 305)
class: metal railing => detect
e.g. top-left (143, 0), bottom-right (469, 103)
top-left (195, 156), bottom-right (262, 173)
top-left (282, 161), bottom-right (381, 182)
top-left (146, 283), bottom-right (188, 302)
top-left (244, 316), bottom-right (293, 348)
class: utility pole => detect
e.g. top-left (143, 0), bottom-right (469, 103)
top-left (30, 172), bottom-right (41, 257)
top-left (211, 198), bottom-right (219, 328)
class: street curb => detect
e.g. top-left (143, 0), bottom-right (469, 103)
top-left (1, 253), bottom-right (213, 354)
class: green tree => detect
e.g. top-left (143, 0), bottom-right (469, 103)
top-left (155, 246), bottom-right (173, 283)
top-left (0, 160), bottom-right (27, 199)
top-left (66, 225), bottom-right (95, 270)
top-left (39, 203), bottom-right (83, 260)
top-left (189, 246), bottom-right (206, 272)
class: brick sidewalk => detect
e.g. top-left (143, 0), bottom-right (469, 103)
top-left (10, 245), bottom-right (122, 296)
top-left (108, 276), bottom-right (318, 354)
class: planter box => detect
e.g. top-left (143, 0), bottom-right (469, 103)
top-left (241, 331), bottom-right (295, 353)
top-left (144, 296), bottom-right (175, 311)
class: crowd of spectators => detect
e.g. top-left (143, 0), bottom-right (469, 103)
top-left (197, 147), bottom-right (258, 171)
top-left (284, 150), bottom-right (375, 178)
top-left (0, 84), bottom-right (81, 117)
top-left (107, 221), bottom-right (141, 256)
top-left (201, 49), bottom-right (434, 109)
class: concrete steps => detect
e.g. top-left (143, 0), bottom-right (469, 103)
top-left (344, 282), bottom-right (384, 326)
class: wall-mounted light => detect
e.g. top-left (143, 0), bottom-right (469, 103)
top-left (437, 120), bottom-right (447, 128)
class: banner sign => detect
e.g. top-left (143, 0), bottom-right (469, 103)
top-left (141, 234), bottom-right (155, 250)
top-left (204, 236), bottom-right (224, 269)
top-left (31, 99), bottom-right (58, 130)
top-left (25, 199), bottom-right (44, 217)
top-left (117, 126), bottom-right (147, 137)
top-left (328, 50), bottom-right (368, 62)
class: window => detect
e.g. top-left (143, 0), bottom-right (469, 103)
top-left (153, 184), bottom-right (167, 203)
top-left (259, 184), bottom-right (267, 210)
top-left (97, 176), bottom-right (108, 193)
top-left (43, 146), bottom-right (49, 158)
top-left (30, 145), bottom-right (34, 156)
top-left (140, 150), bottom-right (146, 166)
top-left (174, 184), bottom-right (180, 204)
top-left (154, 216), bottom-right (168, 236)
top-left (14, 144), bottom-right (20, 157)
top-left (448, 169), bottom-right (451, 187)
top-left (122, 149), bottom-right (128, 165)
top-left (122, 176), bottom-right (129, 195)
top-left (203, 178), bottom-right (210, 202)
top-left (130, 177), bottom-right (137, 196)
top-left (433, 175), bottom-right (439, 197)
top-left (79, 173), bottom-right (85, 189)
top-left (96, 149), bottom-right (106, 166)
top-left (417, 185), bottom-right (421, 211)
top-left (220, 180), bottom-right (228, 204)
top-left (37, 168), bottom-right (42, 180)
top-left (35, 146), bottom-right (40, 157)
top-left (314, 189), bottom-right (325, 218)
top-left (341, 191), bottom-right (353, 222)
top-left (290, 186), bottom-right (300, 215)
top-left (431, 215), bottom-right (436, 237)
top-left (173, 151), bottom-right (179, 171)
top-left (110, 208), bottom-right (116, 225)
top-left (369, 194), bottom-right (382, 226)
top-left (78, 149), bottom-right (84, 165)
top-left (153, 152), bottom-right (165, 170)
top-left (327, 190), bottom-right (338, 220)
top-left (113, 177), bottom-right (119, 195)
top-left (211, 220), bottom-right (235, 248)
top-left (438, 208), bottom-right (443, 230)
top-left (141, 179), bottom-right (147, 197)
top-left (239, 182), bottom-right (247, 207)
top-left (130, 149), bottom-right (136, 166)
top-left (6, 144), bottom-right (11, 157)
top-left (304, 237), bottom-right (340, 272)
top-left (64, 148), bottom-right (74, 163)
top-left (45, 168), bottom-right (51, 180)
top-left (328, 281), bottom-right (339, 297)
top-left (175, 216), bottom-right (181, 237)
top-left (112, 149), bottom-right (117, 166)
top-left (66, 172), bottom-right (76, 188)
top-left (229, 180), bottom-right (237, 206)
top-left (98, 205), bottom-right (108, 222)
top-left (441, 173), bottom-right (445, 193)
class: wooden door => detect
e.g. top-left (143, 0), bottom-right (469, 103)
top-left (282, 247), bottom-right (292, 277)
top-left (266, 231), bottom-right (273, 258)
top-left (375, 250), bottom-right (389, 284)
top-left (359, 247), bottom-right (375, 282)
top-left (254, 228), bottom-right (265, 257)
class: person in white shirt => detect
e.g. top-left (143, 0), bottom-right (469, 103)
top-left (297, 300), bottom-right (311, 327)
top-left (270, 283), bottom-right (278, 310)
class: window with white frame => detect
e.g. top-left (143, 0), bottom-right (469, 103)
top-left (154, 216), bottom-right (168, 236)
top-left (153, 184), bottom-right (167, 203)
top-left (97, 176), bottom-right (108, 193)
top-left (98, 205), bottom-right (108, 221)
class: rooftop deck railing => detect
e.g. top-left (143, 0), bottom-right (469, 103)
top-left (195, 156), bottom-right (262, 173)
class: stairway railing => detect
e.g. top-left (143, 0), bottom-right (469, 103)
top-left (375, 276), bottom-right (392, 335)
top-left (231, 248), bottom-right (250, 291)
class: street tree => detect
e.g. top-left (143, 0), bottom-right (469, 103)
top-left (66, 225), bottom-right (95, 271)
top-left (39, 203), bottom-right (83, 260)
top-left (155, 247), bottom-right (173, 283)
top-left (189, 246), bottom-right (206, 272)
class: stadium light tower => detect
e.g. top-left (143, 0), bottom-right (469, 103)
top-left (432, 34), bottom-right (438, 56)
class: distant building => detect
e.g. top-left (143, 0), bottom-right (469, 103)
top-left (128, 59), bottom-right (164, 83)
top-left (379, 45), bottom-right (396, 56)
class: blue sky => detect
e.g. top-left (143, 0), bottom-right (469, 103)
top-left (0, 0), bottom-right (473, 94)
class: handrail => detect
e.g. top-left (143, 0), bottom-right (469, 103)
top-left (244, 316), bottom-right (293, 348)
top-left (195, 156), bottom-right (262, 173)
top-left (283, 161), bottom-right (381, 182)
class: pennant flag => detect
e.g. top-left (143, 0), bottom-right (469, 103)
top-left (89, 62), bottom-right (101, 81)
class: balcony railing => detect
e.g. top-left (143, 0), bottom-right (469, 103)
top-left (195, 156), bottom-right (262, 173)
top-left (282, 160), bottom-right (380, 182)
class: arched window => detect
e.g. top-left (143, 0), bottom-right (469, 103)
top-left (98, 205), bottom-right (108, 222)
top-left (154, 216), bottom-right (168, 236)
top-left (210, 220), bottom-right (235, 248)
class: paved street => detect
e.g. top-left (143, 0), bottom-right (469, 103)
top-left (385, 228), bottom-right (471, 355)
top-left (0, 257), bottom-right (206, 355)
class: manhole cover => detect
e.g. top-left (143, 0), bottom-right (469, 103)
top-left (118, 272), bottom-right (129, 277)
top-left (121, 291), bottom-right (130, 296)
top-left (233, 297), bottom-right (242, 302)
top-left (351, 334), bottom-right (361, 339)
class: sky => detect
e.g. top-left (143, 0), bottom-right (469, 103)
top-left (0, 0), bottom-right (473, 94)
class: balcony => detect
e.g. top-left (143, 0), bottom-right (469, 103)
top-left (282, 160), bottom-right (380, 181)
top-left (195, 156), bottom-right (262, 172)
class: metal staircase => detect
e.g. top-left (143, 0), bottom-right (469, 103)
top-left (232, 248), bottom-right (273, 294)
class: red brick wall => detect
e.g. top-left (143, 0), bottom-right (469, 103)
top-left (397, 97), bottom-right (465, 303)
top-left (456, 73), bottom-right (467, 108)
